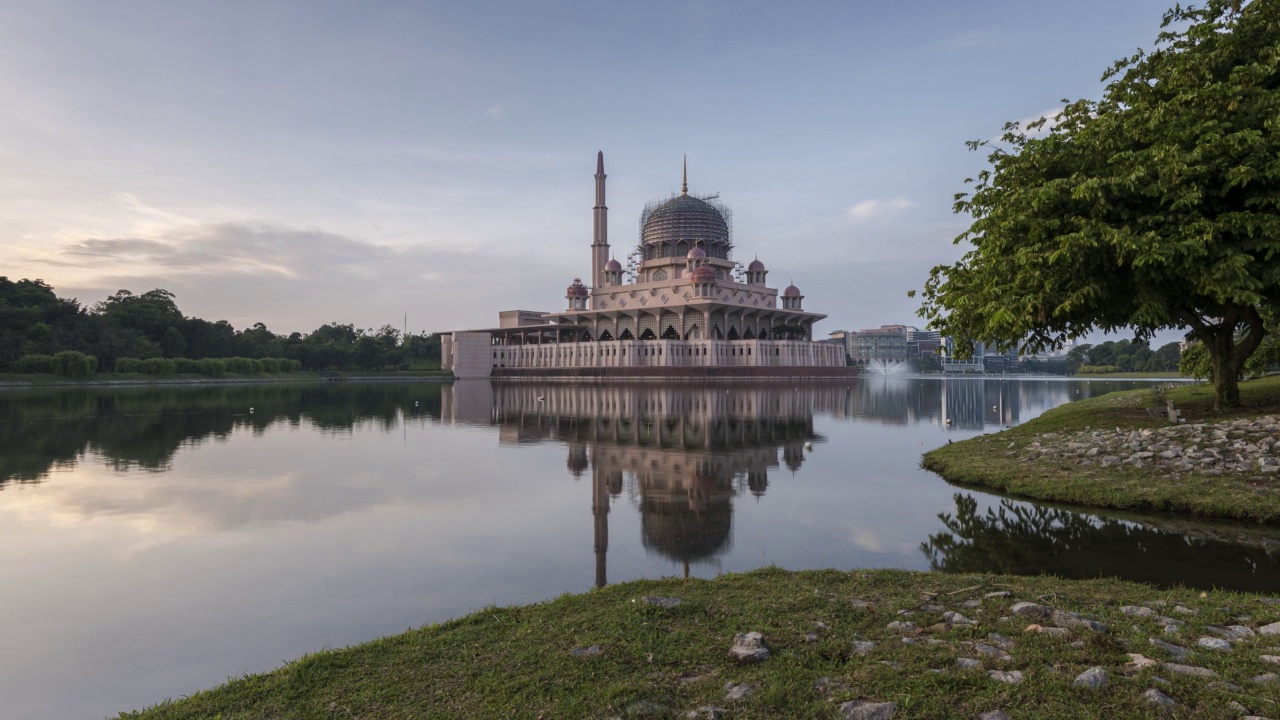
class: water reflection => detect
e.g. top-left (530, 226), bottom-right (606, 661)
top-left (447, 382), bottom-right (821, 583)
top-left (923, 494), bottom-right (1280, 591)
top-left (0, 383), bottom-right (445, 486)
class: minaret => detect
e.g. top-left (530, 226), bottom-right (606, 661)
top-left (591, 151), bottom-right (609, 291)
top-left (592, 458), bottom-right (610, 588)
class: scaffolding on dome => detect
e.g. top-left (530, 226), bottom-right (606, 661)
top-left (637, 192), bottom-right (734, 262)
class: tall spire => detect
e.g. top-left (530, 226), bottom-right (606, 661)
top-left (681, 154), bottom-right (688, 195)
top-left (591, 151), bottom-right (610, 294)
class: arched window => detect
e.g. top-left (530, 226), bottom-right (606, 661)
top-left (652, 269), bottom-right (668, 281)
top-left (620, 328), bottom-right (635, 340)
top-left (639, 328), bottom-right (656, 340)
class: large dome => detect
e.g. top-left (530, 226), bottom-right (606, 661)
top-left (639, 193), bottom-right (731, 261)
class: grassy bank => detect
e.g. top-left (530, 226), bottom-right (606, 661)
top-left (924, 376), bottom-right (1280, 523)
top-left (0, 369), bottom-right (451, 387)
top-left (1072, 371), bottom-right (1184, 379)
top-left (117, 568), bottom-right (1280, 719)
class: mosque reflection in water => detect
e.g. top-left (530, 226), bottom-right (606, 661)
top-left (444, 382), bottom-right (823, 585)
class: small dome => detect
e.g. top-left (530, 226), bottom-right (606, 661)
top-left (691, 266), bottom-right (717, 282)
top-left (687, 247), bottom-right (707, 260)
top-left (783, 284), bottom-right (801, 297)
top-left (605, 258), bottom-right (622, 271)
top-left (566, 278), bottom-right (589, 297)
top-left (747, 258), bottom-right (766, 272)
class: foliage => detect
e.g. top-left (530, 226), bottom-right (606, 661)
top-left (917, 1), bottom-right (1280, 409)
top-left (1076, 365), bottom-right (1123, 374)
top-left (0, 277), bottom-right (442, 375)
top-left (1180, 341), bottom-right (1213, 380)
top-left (52, 351), bottom-right (96, 378)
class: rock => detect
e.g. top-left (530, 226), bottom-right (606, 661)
top-left (1121, 605), bottom-right (1156, 617)
top-left (1208, 624), bottom-right (1256, 639)
top-left (1072, 666), bottom-right (1109, 691)
top-left (963, 599), bottom-right (983, 609)
top-left (977, 713), bottom-right (1012, 720)
top-left (570, 644), bottom-right (603, 657)
top-left (987, 670), bottom-right (1023, 684)
top-left (1258, 621), bottom-right (1280, 635)
top-left (879, 661), bottom-right (903, 669)
top-left (1240, 716), bottom-right (1276, 720)
top-left (1206, 681), bottom-right (1242, 692)
top-left (1173, 605), bottom-right (1197, 615)
top-left (943, 611), bottom-right (974, 624)
top-left (1009, 602), bottom-right (1051, 618)
top-left (803, 632), bottom-right (819, 643)
top-left (957, 657), bottom-right (982, 669)
top-left (1197, 637), bottom-right (1233, 651)
top-left (641, 596), bottom-right (684, 608)
top-left (1142, 688), bottom-right (1178, 712)
top-left (1252, 673), bottom-right (1279, 684)
top-left (684, 707), bottom-right (727, 719)
top-left (987, 632), bottom-right (1015, 650)
top-left (1125, 653), bottom-right (1157, 670)
top-left (984, 591), bottom-right (1014, 598)
top-left (1051, 609), bottom-right (1107, 633)
top-left (850, 599), bottom-right (875, 609)
top-left (814, 621), bottom-right (830, 631)
top-left (1024, 624), bottom-right (1070, 637)
top-left (973, 643), bottom-right (1012, 661)
top-left (886, 621), bottom-right (917, 634)
top-left (839, 700), bottom-right (897, 720)
top-left (1163, 623), bottom-right (1182, 635)
top-left (1262, 655), bottom-right (1280, 664)
top-left (1160, 662), bottom-right (1218, 678)
top-left (625, 701), bottom-right (668, 718)
top-left (852, 640), bottom-right (877, 656)
top-left (1149, 638), bottom-right (1191, 660)
top-left (728, 632), bottom-right (769, 663)
top-left (723, 682), bottom-right (755, 701)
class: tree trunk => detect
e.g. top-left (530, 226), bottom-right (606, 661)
top-left (1196, 305), bottom-right (1266, 411)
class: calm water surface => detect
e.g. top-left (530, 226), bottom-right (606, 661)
top-left (2, 378), bottom-right (1278, 719)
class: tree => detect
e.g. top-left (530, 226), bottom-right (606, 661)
top-left (917, 1), bottom-right (1280, 409)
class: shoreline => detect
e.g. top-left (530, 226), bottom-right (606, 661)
top-left (0, 371), bottom-right (453, 390)
top-left (923, 377), bottom-right (1280, 524)
top-left (115, 567), bottom-right (1280, 719)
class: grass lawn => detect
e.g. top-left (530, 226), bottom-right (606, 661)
top-left (923, 376), bottom-right (1280, 523)
top-left (1072, 371), bottom-right (1185, 379)
top-left (116, 568), bottom-right (1280, 720)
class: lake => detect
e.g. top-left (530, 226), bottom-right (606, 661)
top-left (2, 377), bottom-right (1278, 719)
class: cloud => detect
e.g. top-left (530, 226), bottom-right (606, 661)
top-left (29, 221), bottom-right (567, 333)
top-left (484, 104), bottom-right (505, 120)
top-left (846, 196), bottom-right (917, 222)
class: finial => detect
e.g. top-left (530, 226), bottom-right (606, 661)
top-left (597, 150), bottom-right (603, 174)
top-left (681, 154), bottom-right (687, 195)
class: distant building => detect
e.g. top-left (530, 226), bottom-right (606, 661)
top-left (851, 325), bottom-right (911, 367)
top-left (942, 336), bottom-right (985, 373)
top-left (441, 153), bottom-right (846, 378)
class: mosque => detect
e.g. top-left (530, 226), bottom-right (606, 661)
top-left (442, 152), bottom-right (847, 378)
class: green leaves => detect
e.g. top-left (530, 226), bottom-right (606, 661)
top-left (919, 0), bottom-right (1280, 405)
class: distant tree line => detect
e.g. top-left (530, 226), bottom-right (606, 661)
top-left (0, 277), bottom-right (442, 376)
top-left (1063, 340), bottom-right (1182, 374)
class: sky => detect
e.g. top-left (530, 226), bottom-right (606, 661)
top-left (0, 0), bottom-right (1184, 342)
